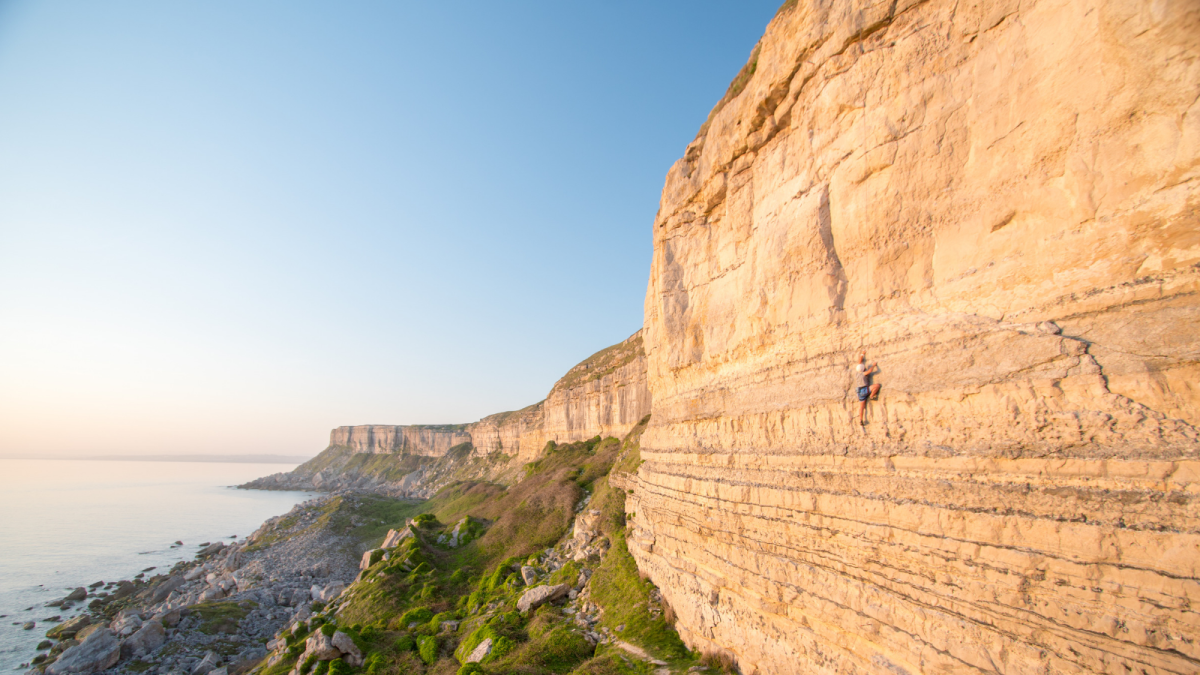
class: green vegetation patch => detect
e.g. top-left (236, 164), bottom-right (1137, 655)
top-left (588, 530), bottom-right (689, 664)
top-left (305, 416), bottom-right (710, 675)
top-left (191, 600), bottom-right (255, 635)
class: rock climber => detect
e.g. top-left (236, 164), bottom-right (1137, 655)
top-left (853, 349), bottom-right (881, 426)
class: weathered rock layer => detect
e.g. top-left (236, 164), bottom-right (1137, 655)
top-left (625, 0), bottom-right (1200, 673)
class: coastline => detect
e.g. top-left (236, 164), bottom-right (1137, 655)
top-left (17, 488), bottom-right (372, 675)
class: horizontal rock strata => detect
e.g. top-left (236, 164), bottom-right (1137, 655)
top-left (626, 0), bottom-right (1200, 673)
top-left (328, 425), bottom-right (470, 457)
top-left (249, 332), bottom-right (651, 493)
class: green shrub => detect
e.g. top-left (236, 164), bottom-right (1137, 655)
top-left (416, 635), bottom-right (438, 664)
top-left (482, 557), bottom-right (523, 592)
top-left (364, 653), bottom-right (386, 675)
top-left (319, 624), bottom-right (336, 637)
top-left (326, 659), bottom-right (351, 675)
top-left (299, 655), bottom-right (317, 675)
top-left (311, 660), bottom-right (328, 675)
top-left (310, 601), bottom-right (325, 613)
top-left (428, 611), bottom-right (456, 633)
top-left (488, 635), bottom-right (515, 661)
top-left (398, 607), bottom-right (433, 627)
top-left (457, 664), bottom-right (484, 675)
top-left (394, 635), bottom-right (415, 652)
top-left (412, 514), bottom-right (438, 527)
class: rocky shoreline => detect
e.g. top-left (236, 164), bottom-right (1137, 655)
top-left (19, 491), bottom-right (368, 675)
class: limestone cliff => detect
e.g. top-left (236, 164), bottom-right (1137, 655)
top-left (624, 1), bottom-right (1200, 674)
top-left (327, 425), bottom-right (470, 457)
top-left (246, 331), bottom-right (651, 493)
top-left (543, 332), bottom-right (652, 445)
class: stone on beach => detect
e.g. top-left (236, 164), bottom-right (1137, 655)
top-left (121, 619), bottom-right (165, 658)
top-left (45, 615), bottom-right (90, 640)
top-left (197, 542), bottom-right (226, 558)
top-left (151, 575), bottom-right (185, 603)
top-left (45, 628), bottom-right (120, 675)
top-left (191, 651), bottom-right (220, 675)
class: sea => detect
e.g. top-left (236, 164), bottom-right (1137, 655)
top-left (0, 459), bottom-right (319, 673)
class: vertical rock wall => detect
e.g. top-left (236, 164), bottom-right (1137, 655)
top-left (468, 404), bottom-right (547, 464)
top-left (627, 1), bottom-right (1200, 674)
top-left (542, 332), bottom-right (652, 444)
top-left (327, 425), bottom-right (471, 457)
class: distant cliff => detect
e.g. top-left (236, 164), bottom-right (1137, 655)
top-left (326, 425), bottom-right (470, 457)
top-left (243, 331), bottom-right (650, 494)
top-left (624, 0), bottom-right (1200, 673)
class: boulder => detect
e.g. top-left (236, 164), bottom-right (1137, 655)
top-left (111, 610), bottom-right (143, 637)
top-left (121, 620), bottom-right (165, 658)
top-left (573, 509), bottom-right (602, 546)
top-left (152, 609), bottom-right (183, 628)
top-left (197, 587), bottom-right (225, 603)
top-left (330, 632), bottom-right (362, 667)
top-left (380, 527), bottom-right (412, 549)
top-left (111, 581), bottom-right (136, 600)
top-left (208, 669), bottom-right (228, 675)
top-left (184, 568), bottom-right (206, 582)
top-left (197, 542), bottom-right (225, 558)
top-left (222, 548), bottom-right (243, 572)
top-left (303, 630), bottom-right (340, 660)
top-left (359, 549), bottom-right (384, 571)
top-left (151, 575), bottom-right (185, 603)
top-left (23, 622), bottom-right (35, 630)
top-left (323, 582), bottom-right (345, 603)
top-left (46, 615), bottom-right (90, 640)
top-left (191, 651), bottom-right (219, 675)
top-left (74, 625), bottom-right (102, 642)
top-left (63, 588), bottom-right (87, 603)
top-left (464, 638), bottom-right (492, 664)
top-left (516, 584), bottom-right (570, 613)
top-left (520, 566), bottom-right (538, 586)
top-left (50, 639), bottom-right (79, 655)
top-left (45, 628), bottom-right (120, 675)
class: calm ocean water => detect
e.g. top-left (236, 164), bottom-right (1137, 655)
top-left (0, 459), bottom-right (318, 673)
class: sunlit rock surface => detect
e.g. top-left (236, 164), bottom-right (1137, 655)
top-left (625, 0), bottom-right (1200, 673)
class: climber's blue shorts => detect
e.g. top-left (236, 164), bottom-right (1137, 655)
top-left (857, 386), bottom-right (871, 402)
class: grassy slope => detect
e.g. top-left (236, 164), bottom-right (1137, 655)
top-left (256, 416), bottom-right (734, 675)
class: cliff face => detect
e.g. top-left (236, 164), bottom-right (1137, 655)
top-left (626, 1), bottom-right (1200, 674)
top-left (542, 332), bottom-right (652, 444)
top-left (253, 331), bottom-right (652, 493)
top-left (327, 425), bottom-right (470, 457)
top-left (330, 332), bottom-right (650, 466)
top-left (468, 403), bottom-right (546, 464)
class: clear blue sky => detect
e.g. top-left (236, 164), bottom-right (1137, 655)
top-left (0, 1), bottom-right (782, 457)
